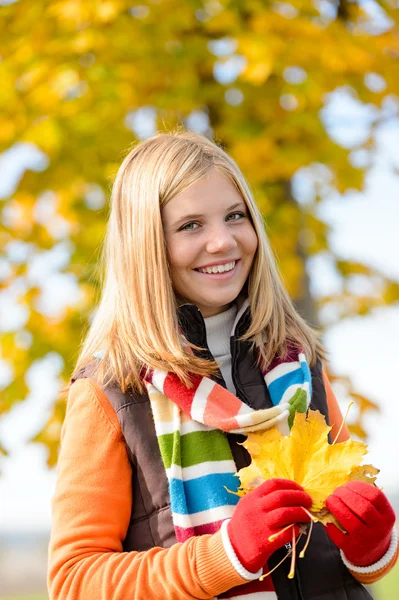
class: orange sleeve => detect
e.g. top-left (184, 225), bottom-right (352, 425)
top-left (348, 537), bottom-right (398, 585)
top-left (322, 369), bottom-right (350, 443)
top-left (47, 378), bottom-right (248, 600)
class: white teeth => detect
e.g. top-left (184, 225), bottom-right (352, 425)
top-left (198, 261), bottom-right (236, 274)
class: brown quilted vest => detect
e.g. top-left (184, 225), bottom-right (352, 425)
top-left (72, 304), bottom-right (372, 600)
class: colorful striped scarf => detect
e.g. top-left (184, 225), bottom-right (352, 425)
top-left (143, 350), bottom-right (312, 596)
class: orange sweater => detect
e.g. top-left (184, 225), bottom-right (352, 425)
top-left (48, 371), bottom-right (397, 599)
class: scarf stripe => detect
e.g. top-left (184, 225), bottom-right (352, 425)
top-left (166, 459), bottom-right (237, 479)
top-left (265, 359), bottom-right (312, 406)
top-left (145, 350), bottom-right (312, 599)
top-left (170, 473), bottom-right (239, 514)
top-left (173, 506), bottom-right (236, 529)
top-left (157, 429), bottom-right (233, 468)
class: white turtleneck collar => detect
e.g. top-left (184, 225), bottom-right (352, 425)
top-left (203, 303), bottom-right (238, 395)
top-left (203, 304), bottom-right (237, 356)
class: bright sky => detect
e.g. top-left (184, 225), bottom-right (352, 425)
top-left (0, 103), bottom-right (399, 532)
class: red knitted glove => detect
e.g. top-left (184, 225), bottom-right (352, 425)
top-left (227, 478), bottom-right (312, 573)
top-left (325, 481), bottom-right (395, 567)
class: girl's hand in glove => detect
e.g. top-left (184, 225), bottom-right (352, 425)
top-left (325, 481), bottom-right (395, 566)
top-left (227, 478), bottom-right (312, 573)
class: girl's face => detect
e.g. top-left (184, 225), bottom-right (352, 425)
top-left (162, 169), bottom-right (258, 317)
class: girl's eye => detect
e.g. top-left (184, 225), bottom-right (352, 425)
top-left (179, 212), bottom-right (246, 231)
top-left (226, 211), bottom-right (245, 221)
top-left (180, 221), bottom-right (199, 231)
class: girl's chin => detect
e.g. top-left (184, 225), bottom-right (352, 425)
top-left (195, 295), bottom-right (240, 316)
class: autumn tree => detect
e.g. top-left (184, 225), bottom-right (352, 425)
top-left (1, 0), bottom-right (399, 463)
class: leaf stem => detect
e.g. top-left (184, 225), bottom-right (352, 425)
top-left (301, 506), bottom-right (318, 522)
top-left (259, 531), bottom-right (304, 581)
top-left (299, 518), bottom-right (313, 558)
top-left (288, 525), bottom-right (296, 578)
top-left (332, 401), bottom-right (354, 445)
top-left (268, 523), bottom-right (295, 542)
top-left (223, 485), bottom-right (242, 497)
top-left (259, 548), bottom-right (292, 581)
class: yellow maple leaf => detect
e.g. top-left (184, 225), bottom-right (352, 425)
top-left (237, 409), bottom-right (379, 521)
top-left (349, 464), bottom-right (379, 484)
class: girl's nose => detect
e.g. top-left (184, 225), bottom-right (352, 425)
top-left (206, 225), bottom-right (237, 254)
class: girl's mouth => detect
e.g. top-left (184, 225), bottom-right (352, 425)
top-left (194, 260), bottom-right (240, 279)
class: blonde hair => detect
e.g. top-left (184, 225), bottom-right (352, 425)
top-left (72, 128), bottom-right (325, 393)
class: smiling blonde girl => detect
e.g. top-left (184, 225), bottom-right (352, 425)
top-left (48, 129), bottom-right (397, 600)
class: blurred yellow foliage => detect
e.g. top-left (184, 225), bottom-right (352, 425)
top-left (0, 0), bottom-right (398, 464)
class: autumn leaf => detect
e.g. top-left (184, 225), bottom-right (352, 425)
top-left (236, 409), bottom-right (379, 527)
top-left (349, 464), bottom-right (379, 484)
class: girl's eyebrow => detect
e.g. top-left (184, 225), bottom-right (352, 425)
top-left (171, 201), bottom-right (246, 228)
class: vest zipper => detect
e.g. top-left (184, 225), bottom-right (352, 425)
top-left (230, 338), bottom-right (253, 406)
top-left (295, 569), bottom-right (305, 600)
top-left (283, 542), bottom-right (305, 600)
top-left (190, 303), bottom-right (304, 599)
